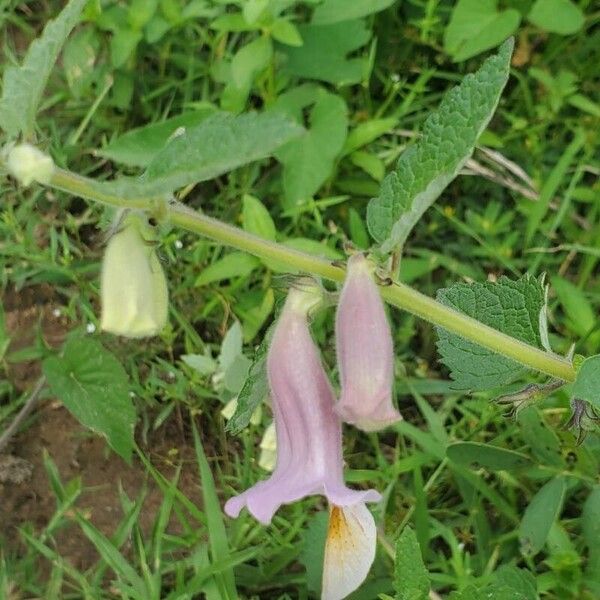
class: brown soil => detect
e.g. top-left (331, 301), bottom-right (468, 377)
top-left (0, 286), bottom-right (204, 572)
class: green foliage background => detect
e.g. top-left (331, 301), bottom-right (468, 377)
top-left (0, 0), bottom-right (599, 598)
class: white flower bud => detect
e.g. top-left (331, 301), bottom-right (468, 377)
top-left (6, 143), bottom-right (55, 186)
top-left (100, 212), bottom-right (168, 338)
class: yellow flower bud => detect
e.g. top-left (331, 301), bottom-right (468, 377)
top-left (100, 212), bottom-right (168, 338)
top-left (6, 143), bottom-right (55, 186)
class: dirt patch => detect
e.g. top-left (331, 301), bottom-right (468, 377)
top-left (1, 285), bottom-right (205, 572)
top-left (1, 403), bottom-right (203, 571)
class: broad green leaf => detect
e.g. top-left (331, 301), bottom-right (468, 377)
top-left (582, 486), bottom-right (600, 594)
top-left (242, 194), bottom-right (277, 241)
top-left (279, 20), bottom-right (371, 85)
top-left (447, 442), bottom-right (532, 471)
top-left (551, 275), bottom-right (595, 338)
top-left (394, 526), bottom-right (430, 600)
top-left (572, 355), bottom-right (600, 410)
top-left (444, 0), bottom-right (521, 62)
top-left (342, 117), bottom-right (397, 156)
top-left (91, 112), bottom-right (303, 197)
top-left (42, 337), bottom-right (135, 463)
top-left (300, 511), bottom-right (328, 595)
top-left (517, 407), bottom-right (563, 468)
top-left (519, 476), bottom-right (566, 556)
top-left (195, 252), bottom-right (260, 286)
top-left (226, 329), bottom-right (271, 434)
top-left (274, 88), bottom-right (348, 207)
top-left (230, 36), bottom-right (273, 89)
top-left (98, 108), bottom-right (217, 167)
top-left (367, 40), bottom-right (513, 252)
top-left (312, 0), bottom-right (396, 25)
top-left (0, 0), bottom-right (88, 138)
top-left (527, 0), bottom-right (584, 35)
top-left (436, 276), bottom-right (546, 390)
top-left (491, 566), bottom-right (537, 600)
top-left (270, 19), bottom-right (303, 46)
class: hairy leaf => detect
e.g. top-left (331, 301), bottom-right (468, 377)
top-left (89, 111), bottom-right (303, 197)
top-left (436, 276), bottom-right (546, 390)
top-left (0, 0), bottom-right (87, 139)
top-left (98, 108), bottom-right (217, 167)
top-left (226, 330), bottom-right (271, 434)
top-left (42, 337), bottom-right (135, 463)
top-left (394, 526), bottom-right (430, 600)
top-left (367, 39), bottom-right (513, 252)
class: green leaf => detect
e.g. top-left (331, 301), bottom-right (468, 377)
top-left (42, 337), bottom-right (135, 463)
top-left (0, 0), bottom-right (88, 138)
top-left (230, 36), bottom-right (273, 89)
top-left (98, 108), bottom-right (217, 167)
top-left (367, 39), bottom-right (513, 252)
top-left (312, 0), bottom-right (396, 25)
top-left (447, 442), bottom-right (532, 471)
top-left (273, 87), bottom-right (348, 207)
top-left (519, 476), bottom-right (566, 556)
top-left (270, 19), bottom-right (303, 46)
top-left (279, 20), bottom-right (371, 85)
top-left (242, 194), bottom-right (277, 241)
top-left (572, 355), bottom-right (600, 410)
top-left (582, 486), bottom-right (600, 594)
top-left (195, 252), bottom-right (260, 286)
top-left (436, 275), bottom-right (546, 390)
top-left (226, 330), bottom-right (271, 434)
top-left (394, 526), bottom-right (430, 600)
top-left (551, 275), bottom-right (595, 338)
top-left (300, 511), bottom-right (328, 595)
top-left (444, 0), bottom-right (521, 62)
top-left (192, 422), bottom-right (238, 599)
top-left (527, 0), bottom-right (584, 35)
top-left (92, 111), bottom-right (303, 197)
top-left (490, 566), bottom-right (538, 600)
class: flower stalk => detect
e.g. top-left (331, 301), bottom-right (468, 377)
top-left (45, 166), bottom-right (575, 382)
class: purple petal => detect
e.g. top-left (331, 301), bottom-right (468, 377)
top-left (335, 254), bottom-right (402, 431)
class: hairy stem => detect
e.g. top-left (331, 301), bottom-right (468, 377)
top-left (47, 167), bottom-right (576, 382)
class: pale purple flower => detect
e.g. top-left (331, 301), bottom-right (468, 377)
top-left (335, 254), bottom-right (402, 431)
top-left (225, 283), bottom-right (380, 525)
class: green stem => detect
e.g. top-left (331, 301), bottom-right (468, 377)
top-left (47, 167), bottom-right (576, 383)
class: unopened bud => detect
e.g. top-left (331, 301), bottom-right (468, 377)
top-left (6, 143), bottom-right (55, 186)
top-left (100, 212), bottom-right (168, 338)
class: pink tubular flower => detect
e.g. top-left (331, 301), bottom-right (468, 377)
top-left (225, 283), bottom-right (380, 525)
top-left (335, 254), bottom-right (402, 432)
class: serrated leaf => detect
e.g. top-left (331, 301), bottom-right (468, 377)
top-left (444, 0), bottom-right (521, 62)
top-left (394, 526), bottom-right (430, 600)
top-left (527, 0), bottom-right (584, 35)
top-left (572, 355), bottom-right (600, 410)
top-left (273, 87), bottom-right (348, 207)
top-left (98, 108), bottom-right (217, 167)
top-left (519, 476), bottom-right (566, 557)
top-left (447, 442), bottom-right (532, 471)
top-left (0, 0), bottom-right (88, 138)
top-left (89, 111), bottom-right (303, 198)
top-left (367, 39), bottom-right (513, 252)
top-left (279, 20), bottom-right (371, 85)
top-left (312, 0), bottom-right (396, 24)
top-left (436, 276), bottom-right (546, 390)
top-left (226, 329), bottom-right (271, 434)
top-left (42, 337), bottom-right (135, 463)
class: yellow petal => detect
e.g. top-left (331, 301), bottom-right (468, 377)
top-left (322, 503), bottom-right (376, 600)
top-left (258, 422), bottom-right (277, 471)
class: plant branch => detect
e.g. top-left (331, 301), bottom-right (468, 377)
top-left (46, 167), bottom-right (576, 383)
top-left (0, 376), bottom-right (46, 454)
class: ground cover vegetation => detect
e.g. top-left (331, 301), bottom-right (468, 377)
top-left (0, 0), bottom-right (599, 599)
